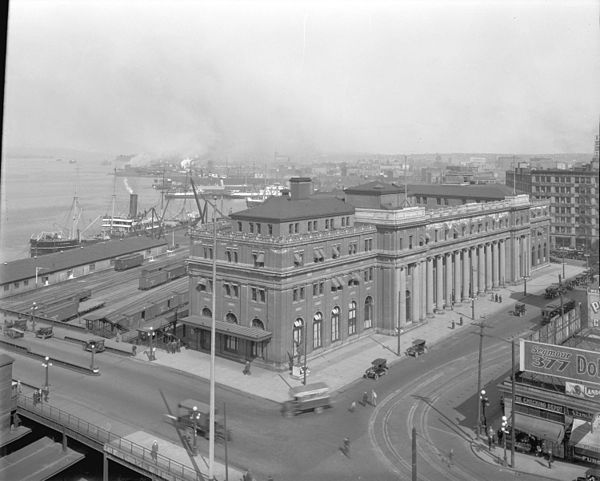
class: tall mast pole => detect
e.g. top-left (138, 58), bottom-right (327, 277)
top-left (209, 197), bottom-right (217, 479)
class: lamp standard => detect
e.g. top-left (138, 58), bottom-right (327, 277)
top-left (89, 341), bottom-right (99, 373)
top-left (480, 389), bottom-right (489, 428)
top-left (31, 301), bottom-right (38, 332)
top-left (501, 415), bottom-right (509, 466)
top-left (523, 276), bottom-right (529, 297)
top-left (191, 405), bottom-right (200, 455)
top-left (302, 320), bottom-right (308, 386)
top-left (148, 327), bottom-right (155, 361)
top-left (42, 356), bottom-right (52, 389)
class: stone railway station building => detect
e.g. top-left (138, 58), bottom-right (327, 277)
top-left (182, 178), bottom-right (551, 370)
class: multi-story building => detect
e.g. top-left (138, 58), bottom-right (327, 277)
top-left (505, 162), bottom-right (599, 251)
top-left (183, 178), bottom-right (551, 370)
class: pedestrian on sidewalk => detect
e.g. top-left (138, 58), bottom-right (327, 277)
top-left (151, 440), bottom-right (158, 462)
top-left (349, 401), bottom-right (356, 412)
top-left (176, 339), bottom-right (181, 352)
top-left (499, 295), bottom-right (502, 303)
top-left (371, 389), bottom-right (378, 406)
top-left (447, 448), bottom-right (454, 468)
top-left (42, 386), bottom-right (49, 402)
top-left (342, 436), bottom-right (351, 457)
top-left (243, 360), bottom-right (252, 375)
top-left (548, 451), bottom-right (553, 469)
top-left (362, 391), bottom-right (369, 406)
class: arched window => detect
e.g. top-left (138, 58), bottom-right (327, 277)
top-left (293, 318), bottom-right (303, 348)
top-left (202, 307), bottom-right (212, 318)
top-left (225, 312), bottom-right (238, 324)
top-left (313, 312), bottom-right (322, 349)
top-left (364, 296), bottom-right (373, 329)
top-left (331, 307), bottom-right (340, 342)
top-left (252, 318), bottom-right (264, 329)
top-left (348, 301), bottom-right (357, 335)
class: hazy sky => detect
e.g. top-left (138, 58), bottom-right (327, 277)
top-left (3, 0), bottom-right (599, 158)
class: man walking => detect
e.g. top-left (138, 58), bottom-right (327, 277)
top-left (243, 360), bottom-right (251, 375)
top-left (371, 389), bottom-right (378, 406)
top-left (151, 440), bottom-right (159, 462)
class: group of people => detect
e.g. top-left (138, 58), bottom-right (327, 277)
top-left (32, 386), bottom-right (49, 405)
top-left (349, 389), bottom-right (378, 412)
top-left (492, 293), bottom-right (503, 303)
top-left (165, 338), bottom-right (182, 354)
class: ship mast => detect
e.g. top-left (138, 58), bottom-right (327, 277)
top-left (110, 168), bottom-right (117, 235)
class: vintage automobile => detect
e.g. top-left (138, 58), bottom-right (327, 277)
top-left (514, 303), bottom-right (526, 317)
top-left (35, 326), bottom-right (54, 339)
top-left (406, 339), bottom-right (427, 357)
top-left (363, 358), bottom-right (388, 379)
top-left (281, 382), bottom-right (331, 417)
top-left (166, 399), bottom-right (231, 441)
top-left (6, 327), bottom-right (24, 339)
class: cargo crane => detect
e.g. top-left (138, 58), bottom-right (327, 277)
top-left (189, 178), bottom-right (228, 226)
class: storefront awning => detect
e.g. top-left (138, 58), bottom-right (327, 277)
top-left (195, 277), bottom-right (207, 286)
top-left (515, 414), bottom-right (565, 444)
top-left (568, 419), bottom-right (600, 457)
top-left (183, 315), bottom-right (272, 342)
top-left (331, 277), bottom-right (342, 289)
top-left (351, 273), bottom-right (361, 283)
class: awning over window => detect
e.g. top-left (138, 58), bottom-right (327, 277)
top-left (351, 273), bottom-right (361, 283)
top-left (196, 277), bottom-right (207, 286)
top-left (294, 252), bottom-right (303, 264)
top-left (332, 245), bottom-right (340, 257)
top-left (255, 252), bottom-right (265, 263)
top-left (568, 419), bottom-right (600, 457)
top-left (183, 315), bottom-right (272, 342)
top-left (331, 277), bottom-right (342, 289)
top-left (515, 414), bottom-right (565, 444)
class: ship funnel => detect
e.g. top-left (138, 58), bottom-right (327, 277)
top-left (129, 194), bottom-right (138, 218)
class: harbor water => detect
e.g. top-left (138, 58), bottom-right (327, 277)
top-left (0, 156), bottom-right (247, 263)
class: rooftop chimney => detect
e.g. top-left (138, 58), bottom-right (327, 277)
top-left (129, 194), bottom-right (138, 218)
top-left (289, 177), bottom-right (312, 200)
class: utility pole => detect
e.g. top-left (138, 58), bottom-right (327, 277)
top-left (511, 339), bottom-right (517, 468)
top-left (412, 426), bottom-right (417, 481)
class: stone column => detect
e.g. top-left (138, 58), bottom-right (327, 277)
top-left (492, 241), bottom-right (499, 288)
top-left (499, 239), bottom-right (506, 287)
top-left (513, 236), bottom-right (520, 283)
top-left (399, 266), bottom-right (406, 328)
top-left (485, 243), bottom-right (492, 291)
top-left (426, 258), bottom-right (434, 317)
top-left (454, 250), bottom-right (461, 305)
top-left (471, 247), bottom-right (478, 296)
top-left (478, 245), bottom-right (485, 295)
top-left (392, 265), bottom-right (399, 334)
top-left (412, 263), bottom-right (420, 322)
top-left (462, 248), bottom-right (470, 300)
top-left (436, 256), bottom-right (444, 311)
top-left (445, 253), bottom-right (453, 309)
top-left (420, 261), bottom-right (427, 320)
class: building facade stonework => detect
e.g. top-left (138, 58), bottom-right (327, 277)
top-left (183, 178), bottom-right (551, 370)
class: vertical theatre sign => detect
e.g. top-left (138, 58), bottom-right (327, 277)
top-left (520, 340), bottom-right (600, 385)
top-left (589, 288), bottom-right (600, 328)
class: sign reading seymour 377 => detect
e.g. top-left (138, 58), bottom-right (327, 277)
top-left (520, 340), bottom-right (600, 385)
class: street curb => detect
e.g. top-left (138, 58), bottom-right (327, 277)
top-left (468, 439), bottom-right (568, 481)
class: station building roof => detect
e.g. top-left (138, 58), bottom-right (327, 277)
top-left (407, 183), bottom-right (515, 199)
top-left (230, 196), bottom-right (354, 223)
top-left (0, 236), bottom-right (167, 285)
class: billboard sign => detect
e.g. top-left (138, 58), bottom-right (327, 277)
top-left (520, 340), bottom-right (600, 385)
top-left (565, 381), bottom-right (600, 401)
top-left (589, 288), bottom-right (600, 328)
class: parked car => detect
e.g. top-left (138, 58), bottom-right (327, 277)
top-left (406, 339), bottom-right (427, 357)
top-left (514, 303), bottom-right (526, 317)
top-left (35, 326), bottom-right (54, 339)
top-left (363, 358), bottom-right (388, 379)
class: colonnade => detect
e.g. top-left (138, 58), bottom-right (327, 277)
top-left (391, 235), bottom-right (531, 327)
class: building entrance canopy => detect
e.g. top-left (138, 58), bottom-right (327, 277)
top-left (184, 315), bottom-right (272, 342)
top-left (515, 414), bottom-right (565, 444)
top-left (569, 419), bottom-right (600, 458)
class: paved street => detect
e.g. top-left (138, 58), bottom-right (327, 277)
top-left (4, 261), bottom-right (593, 480)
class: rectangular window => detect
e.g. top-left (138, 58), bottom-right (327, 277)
top-left (308, 221), bottom-right (312, 232)
top-left (259, 289), bottom-right (266, 303)
top-left (224, 284), bottom-right (231, 296)
top-left (341, 217), bottom-right (346, 227)
top-left (313, 321), bottom-right (322, 349)
top-left (409, 236), bottom-right (413, 249)
top-left (436, 198), bottom-right (441, 205)
top-left (249, 222), bottom-right (254, 233)
top-left (251, 287), bottom-right (257, 301)
top-left (227, 251), bottom-right (232, 262)
top-left (325, 219), bottom-right (329, 229)
top-left (232, 285), bottom-right (239, 297)
top-left (294, 223), bottom-right (299, 233)
top-left (289, 224), bottom-right (293, 234)
top-left (293, 289), bottom-right (298, 302)
top-left (234, 251), bottom-right (238, 263)
top-left (24, 280), bottom-right (29, 286)
top-left (332, 244), bottom-right (340, 259)
top-left (89, 263), bottom-right (96, 272)
top-left (257, 223), bottom-right (261, 234)
top-left (313, 283), bottom-right (319, 296)
top-left (224, 336), bottom-right (238, 352)
top-left (3, 285), bottom-right (9, 292)
top-left (348, 242), bottom-right (357, 255)
top-left (319, 282), bottom-right (324, 295)
top-left (238, 221), bottom-right (242, 232)
top-left (14, 282), bottom-right (19, 288)
top-left (268, 224), bottom-right (273, 235)
top-left (364, 238), bottom-right (373, 251)
top-left (313, 220), bottom-right (318, 230)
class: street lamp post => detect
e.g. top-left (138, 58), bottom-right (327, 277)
top-left (89, 341), bottom-right (98, 373)
top-left (523, 276), bottom-right (529, 297)
top-left (471, 298), bottom-right (475, 320)
top-left (501, 415), bottom-right (509, 466)
top-left (31, 301), bottom-right (38, 332)
top-left (42, 356), bottom-right (52, 389)
top-left (191, 405), bottom-right (199, 455)
top-left (480, 389), bottom-right (489, 429)
top-left (148, 327), bottom-right (155, 361)
top-left (302, 321), bottom-right (308, 386)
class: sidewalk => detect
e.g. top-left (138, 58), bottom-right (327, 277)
top-left (135, 262), bottom-right (586, 404)
top-left (471, 439), bottom-right (588, 481)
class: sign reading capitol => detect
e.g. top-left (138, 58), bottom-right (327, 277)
top-left (520, 340), bottom-right (600, 385)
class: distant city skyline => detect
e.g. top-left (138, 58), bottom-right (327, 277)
top-left (3, 0), bottom-right (599, 159)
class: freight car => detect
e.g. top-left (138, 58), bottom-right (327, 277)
top-left (541, 298), bottom-right (577, 324)
top-left (139, 263), bottom-right (187, 290)
top-left (114, 253), bottom-right (144, 271)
